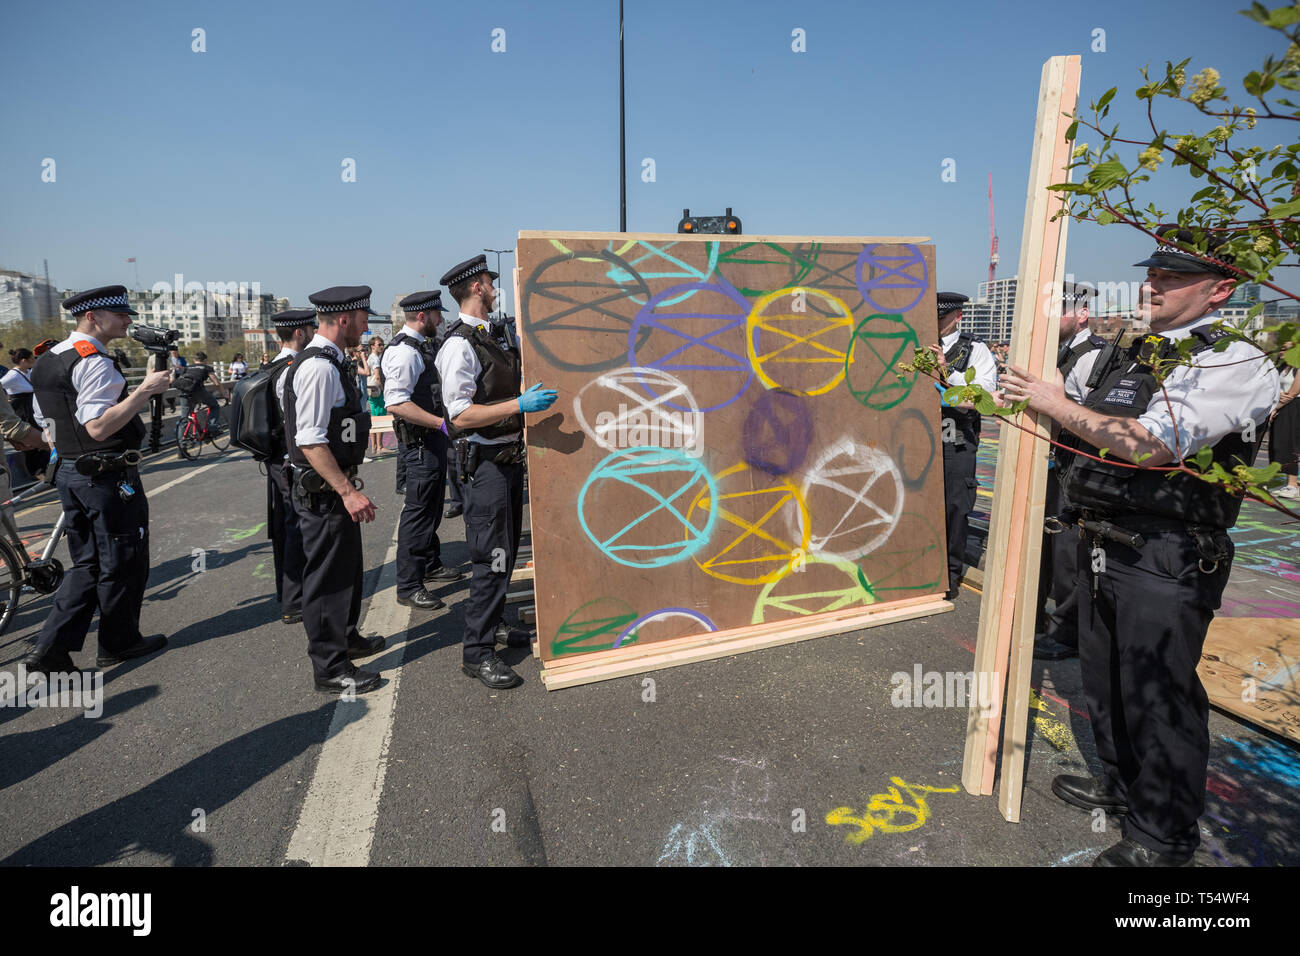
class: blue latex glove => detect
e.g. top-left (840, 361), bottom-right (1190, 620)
top-left (519, 383), bottom-right (558, 413)
top-left (934, 380), bottom-right (950, 408)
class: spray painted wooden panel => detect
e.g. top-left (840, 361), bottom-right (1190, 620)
top-left (518, 231), bottom-right (944, 665)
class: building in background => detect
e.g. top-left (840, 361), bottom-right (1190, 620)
top-left (0, 268), bottom-right (61, 326)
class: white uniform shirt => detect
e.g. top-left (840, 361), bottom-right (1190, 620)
top-left (1, 368), bottom-right (34, 397)
top-left (941, 329), bottom-right (997, 391)
top-left (1063, 328), bottom-right (1105, 404)
top-left (38, 332), bottom-right (128, 425)
top-left (435, 313), bottom-right (517, 445)
top-left (1128, 312), bottom-right (1279, 460)
top-left (381, 324), bottom-right (426, 407)
top-left (289, 334), bottom-right (348, 448)
top-left (272, 345), bottom-right (300, 408)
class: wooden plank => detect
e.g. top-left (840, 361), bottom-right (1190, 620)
top-left (509, 564), bottom-right (535, 584)
top-left (519, 230), bottom-right (930, 244)
top-left (370, 414), bottom-right (394, 434)
top-left (505, 589), bottom-right (533, 604)
top-left (540, 591), bottom-right (944, 673)
top-left (961, 55), bottom-right (1080, 800)
top-left (997, 55), bottom-right (1081, 823)
top-left (540, 596), bottom-right (952, 690)
top-left (519, 605), bottom-right (537, 626)
top-left (1199, 617), bottom-right (1300, 744)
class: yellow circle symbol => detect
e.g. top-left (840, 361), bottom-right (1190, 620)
top-left (686, 462), bottom-right (810, 586)
top-left (746, 287), bottom-right (854, 396)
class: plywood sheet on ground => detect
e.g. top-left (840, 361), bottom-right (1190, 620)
top-left (1200, 617), bottom-right (1300, 743)
top-left (518, 232), bottom-right (947, 665)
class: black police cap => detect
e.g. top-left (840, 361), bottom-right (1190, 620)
top-left (62, 284), bottom-right (138, 316)
top-left (399, 290), bottom-right (447, 313)
top-left (1134, 227), bottom-right (1236, 278)
top-left (937, 292), bottom-right (969, 319)
top-left (1062, 281), bottom-right (1094, 305)
top-left (440, 254), bottom-right (498, 288)
top-left (271, 309), bottom-right (318, 329)
top-left (308, 285), bottom-right (382, 315)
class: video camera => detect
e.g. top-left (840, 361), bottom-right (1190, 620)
top-left (130, 325), bottom-right (181, 355)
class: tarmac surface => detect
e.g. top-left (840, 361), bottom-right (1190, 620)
top-left (0, 430), bottom-right (1297, 867)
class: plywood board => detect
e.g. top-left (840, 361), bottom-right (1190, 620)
top-left (518, 232), bottom-right (948, 670)
top-left (1200, 617), bottom-right (1300, 744)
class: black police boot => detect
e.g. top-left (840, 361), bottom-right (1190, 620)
top-left (315, 667), bottom-right (381, 694)
top-left (1094, 837), bottom-right (1192, 867)
top-left (425, 564), bottom-right (464, 583)
top-left (1033, 634), bottom-right (1079, 660)
top-left (23, 646), bottom-right (79, 676)
top-left (462, 656), bottom-right (523, 689)
top-left (96, 635), bottom-right (167, 667)
top-left (494, 622), bottom-right (533, 649)
top-left (1051, 774), bottom-right (1129, 814)
top-left (348, 635), bottom-right (386, 659)
top-left (444, 504), bottom-right (463, 519)
top-left (396, 588), bottom-right (446, 610)
top-left (282, 610), bottom-right (303, 625)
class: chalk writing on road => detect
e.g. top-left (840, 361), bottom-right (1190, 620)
top-left (825, 776), bottom-right (960, 845)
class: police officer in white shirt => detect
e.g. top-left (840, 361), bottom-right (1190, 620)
top-left (283, 286), bottom-right (385, 693)
top-left (436, 255), bottom-right (556, 690)
top-left (384, 290), bottom-right (463, 611)
top-left (999, 230), bottom-right (1280, 866)
top-left (24, 285), bottom-right (171, 675)
top-left (932, 292), bottom-right (997, 600)
top-left (266, 309), bottom-right (316, 626)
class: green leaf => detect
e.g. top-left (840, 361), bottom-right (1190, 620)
top-left (1267, 5), bottom-right (1300, 27)
top-left (1087, 160), bottom-right (1129, 189)
top-left (1098, 447), bottom-right (1110, 459)
top-left (964, 366), bottom-right (975, 384)
top-left (942, 387), bottom-right (964, 406)
top-left (1097, 87), bottom-right (1117, 111)
top-left (1133, 452), bottom-right (1153, 464)
top-left (1096, 209), bottom-right (1119, 225)
top-left (1066, 120), bottom-right (1079, 141)
top-left (973, 393), bottom-right (999, 416)
top-left (1192, 446), bottom-right (1216, 471)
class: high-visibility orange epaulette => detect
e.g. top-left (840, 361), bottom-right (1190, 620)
top-left (73, 340), bottom-right (100, 358)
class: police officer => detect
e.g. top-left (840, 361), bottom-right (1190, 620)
top-left (1034, 281), bottom-right (1109, 660)
top-left (24, 286), bottom-right (171, 674)
top-left (932, 292), bottom-right (997, 600)
top-left (283, 286), bottom-right (386, 693)
top-left (436, 255), bottom-right (556, 689)
top-left (999, 231), bottom-right (1279, 866)
top-left (266, 308), bottom-right (317, 625)
top-left (384, 291), bottom-right (463, 610)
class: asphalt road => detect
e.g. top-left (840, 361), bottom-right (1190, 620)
top-left (0, 437), bottom-right (1297, 867)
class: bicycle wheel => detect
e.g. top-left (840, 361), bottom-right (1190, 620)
top-left (0, 537), bottom-right (26, 637)
top-left (177, 416), bottom-right (202, 460)
top-left (208, 407), bottom-right (230, 451)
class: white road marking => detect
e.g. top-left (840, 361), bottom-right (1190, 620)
top-left (286, 526), bottom-right (411, 866)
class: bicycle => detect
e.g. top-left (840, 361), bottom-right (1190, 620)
top-left (176, 401), bottom-right (230, 460)
top-left (0, 450), bottom-right (69, 636)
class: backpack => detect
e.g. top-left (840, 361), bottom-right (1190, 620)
top-left (228, 355), bottom-right (293, 462)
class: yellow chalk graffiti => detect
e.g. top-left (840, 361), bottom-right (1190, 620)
top-left (825, 776), bottom-right (960, 845)
top-left (1029, 689), bottom-right (1077, 753)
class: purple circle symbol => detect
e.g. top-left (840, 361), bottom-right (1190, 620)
top-left (742, 389), bottom-right (813, 476)
top-left (856, 245), bottom-right (929, 314)
top-left (628, 278), bottom-right (754, 413)
top-left (613, 608), bottom-right (717, 649)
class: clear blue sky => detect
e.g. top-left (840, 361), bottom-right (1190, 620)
top-left (0, 0), bottom-right (1280, 311)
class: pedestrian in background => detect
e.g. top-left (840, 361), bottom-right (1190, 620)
top-left (1270, 356), bottom-right (1300, 499)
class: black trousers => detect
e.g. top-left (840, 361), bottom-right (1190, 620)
top-left (446, 456), bottom-right (464, 508)
top-left (942, 441), bottom-right (978, 592)
top-left (291, 483), bottom-right (363, 680)
top-left (1035, 466), bottom-right (1081, 646)
top-left (396, 436), bottom-right (449, 597)
top-left (461, 454), bottom-right (524, 665)
top-left (31, 465), bottom-right (149, 656)
top-left (267, 461), bottom-right (304, 615)
top-left (1078, 527), bottom-right (1232, 857)
top-left (179, 387), bottom-right (221, 427)
top-left (1269, 398), bottom-right (1300, 476)
top-left (395, 439), bottom-right (407, 494)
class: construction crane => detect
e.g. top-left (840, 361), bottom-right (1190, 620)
top-left (988, 172), bottom-right (1000, 284)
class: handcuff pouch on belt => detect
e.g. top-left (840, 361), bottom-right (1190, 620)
top-left (292, 465), bottom-right (362, 504)
top-left (456, 439), bottom-right (524, 484)
top-left (393, 418), bottom-right (432, 449)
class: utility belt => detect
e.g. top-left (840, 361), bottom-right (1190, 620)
top-left (74, 449), bottom-right (142, 477)
top-left (1046, 509), bottom-right (1231, 592)
top-left (290, 463), bottom-right (363, 505)
top-left (454, 439), bottom-right (525, 484)
top-left (393, 417), bottom-right (449, 449)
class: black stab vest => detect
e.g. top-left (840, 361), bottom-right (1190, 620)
top-left (445, 320), bottom-right (523, 439)
top-left (1057, 332), bottom-right (1108, 381)
top-left (1059, 327), bottom-right (1264, 529)
top-left (31, 343), bottom-right (145, 457)
top-left (943, 332), bottom-right (983, 449)
top-left (282, 346), bottom-right (369, 469)
top-left (388, 332), bottom-right (445, 418)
